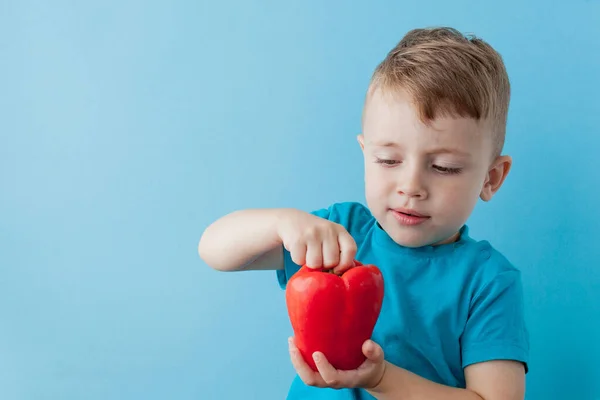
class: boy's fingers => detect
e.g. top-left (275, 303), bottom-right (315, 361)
top-left (289, 241), bottom-right (307, 266)
top-left (322, 232), bottom-right (340, 269)
top-left (313, 352), bottom-right (343, 388)
top-left (304, 237), bottom-right (323, 268)
top-left (336, 232), bottom-right (357, 271)
top-left (289, 338), bottom-right (325, 387)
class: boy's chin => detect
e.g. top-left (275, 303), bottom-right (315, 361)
top-left (384, 224), bottom-right (456, 248)
top-left (384, 227), bottom-right (432, 248)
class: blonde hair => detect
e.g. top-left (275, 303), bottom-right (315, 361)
top-left (368, 27), bottom-right (510, 156)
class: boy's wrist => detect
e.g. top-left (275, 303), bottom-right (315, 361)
top-left (365, 360), bottom-right (388, 391)
top-left (366, 361), bottom-right (409, 398)
top-left (272, 208), bottom-right (292, 242)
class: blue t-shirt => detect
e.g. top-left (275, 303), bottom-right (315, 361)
top-left (277, 202), bottom-right (529, 399)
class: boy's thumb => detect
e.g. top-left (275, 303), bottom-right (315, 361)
top-left (363, 340), bottom-right (384, 363)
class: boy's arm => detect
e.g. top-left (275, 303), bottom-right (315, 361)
top-left (198, 207), bottom-right (356, 272)
top-left (198, 209), bottom-right (285, 271)
top-left (368, 360), bottom-right (525, 400)
top-left (289, 333), bottom-right (524, 400)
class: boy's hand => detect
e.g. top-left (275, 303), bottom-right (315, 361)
top-left (288, 337), bottom-right (387, 390)
top-left (277, 209), bottom-right (356, 273)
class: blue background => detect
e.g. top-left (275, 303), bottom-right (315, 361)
top-left (2, 1), bottom-right (599, 399)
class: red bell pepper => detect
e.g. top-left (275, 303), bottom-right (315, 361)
top-left (285, 260), bottom-right (384, 371)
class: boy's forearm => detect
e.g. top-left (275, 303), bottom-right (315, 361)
top-left (367, 362), bottom-right (484, 400)
top-left (198, 208), bottom-right (285, 271)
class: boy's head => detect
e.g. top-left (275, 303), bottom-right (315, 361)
top-left (358, 27), bottom-right (512, 247)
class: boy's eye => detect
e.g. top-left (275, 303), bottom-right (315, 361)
top-left (433, 165), bottom-right (462, 174)
top-left (375, 158), bottom-right (400, 166)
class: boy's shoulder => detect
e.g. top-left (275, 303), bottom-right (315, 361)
top-left (454, 231), bottom-right (523, 298)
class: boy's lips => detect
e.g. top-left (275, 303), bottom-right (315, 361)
top-left (390, 208), bottom-right (430, 226)
top-left (391, 207), bottom-right (429, 218)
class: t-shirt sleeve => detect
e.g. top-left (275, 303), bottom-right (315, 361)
top-left (461, 268), bottom-right (530, 373)
top-left (276, 206), bottom-right (330, 290)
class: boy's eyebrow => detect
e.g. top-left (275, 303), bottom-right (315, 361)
top-left (428, 147), bottom-right (472, 157)
top-left (372, 141), bottom-right (400, 147)
top-left (371, 141), bottom-right (471, 157)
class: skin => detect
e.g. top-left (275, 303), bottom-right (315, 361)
top-left (198, 87), bottom-right (525, 399)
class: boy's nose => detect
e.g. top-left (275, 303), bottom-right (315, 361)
top-left (398, 186), bottom-right (427, 199)
top-left (397, 168), bottom-right (428, 199)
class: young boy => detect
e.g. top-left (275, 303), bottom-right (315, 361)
top-left (199, 27), bottom-right (529, 400)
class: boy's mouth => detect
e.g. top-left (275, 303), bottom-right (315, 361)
top-left (391, 208), bottom-right (430, 225)
top-left (392, 208), bottom-right (429, 218)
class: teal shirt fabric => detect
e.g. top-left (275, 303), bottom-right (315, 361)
top-left (277, 202), bottom-right (529, 399)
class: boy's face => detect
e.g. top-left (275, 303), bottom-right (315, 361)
top-left (359, 88), bottom-right (511, 247)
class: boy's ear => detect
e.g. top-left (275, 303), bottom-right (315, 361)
top-left (480, 155), bottom-right (512, 202)
top-left (357, 134), bottom-right (365, 151)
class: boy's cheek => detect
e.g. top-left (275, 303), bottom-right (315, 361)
top-left (365, 172), bottom-right (394, 190)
